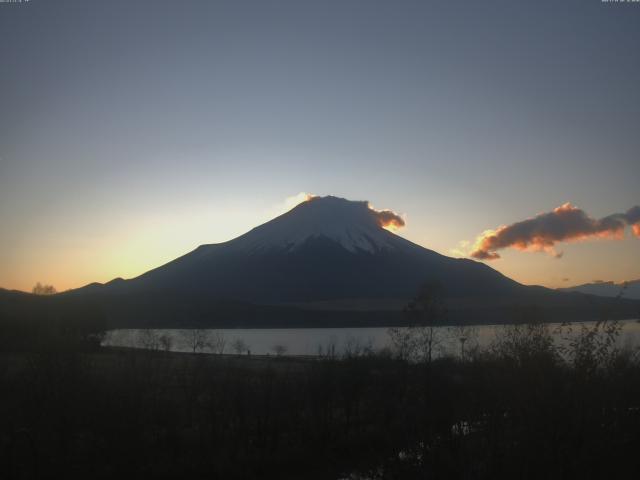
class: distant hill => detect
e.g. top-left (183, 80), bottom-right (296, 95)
top-left (558, 280), bottom-right (640, 300)
top-left (0, 287), bottom-right (106, 351)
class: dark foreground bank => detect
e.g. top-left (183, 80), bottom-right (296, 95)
top-left (1, 321), bottom-right (640, 480)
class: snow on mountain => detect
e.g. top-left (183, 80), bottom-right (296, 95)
top-left (202, 196), bottom-right (407, 255)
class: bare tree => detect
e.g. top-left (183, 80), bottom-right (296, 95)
top-left (32, 282), bottom-right (57, 295)
top-left (408, 282), bottom-right (448, 362)
top-left (271, 344), bottom-right (287, 356)
top-left (561, 296), bottom-right (624, 376)
top-left (231, 338), bottom-right (248, 355)
top-left (491, 311), bottom-right (557, 366)
top-left (342, 335), bottom-right (374, 359)
top-left (316, 340), bottom-right (338, 359)
top-left (159, 334), bottom-right (173, 352)
top-left (388, 326), bottom-right (418, 361)
top-left (137, 329), bottom-right (160, 351)
top-left (181, 329), bottom-right (211, 354)
top-left (448, 325), bottom-right (479, 361)
top-left (209, 331), bottom-right (226, 354)
top-left (389, 282), bottom-right (447, 362)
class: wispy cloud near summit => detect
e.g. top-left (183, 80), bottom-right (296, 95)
top-left (369, 206), bottom-right (405, 231)
top-left (273, 193), bottom-right (406, 231)
top-left (466, 204), bottom-right (640, 260)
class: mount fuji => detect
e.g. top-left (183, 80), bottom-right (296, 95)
top-left (67, 196), bottom-right (639, 327)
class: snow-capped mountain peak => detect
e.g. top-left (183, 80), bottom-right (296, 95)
top-left (70, 194), bottom-right (526, 307)
top-left (224, 196), bottom-right (406, 254)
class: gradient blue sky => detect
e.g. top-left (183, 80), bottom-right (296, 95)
top-left (1, 0), bottom-right (638, 291)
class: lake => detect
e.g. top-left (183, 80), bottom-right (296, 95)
top-left (102, 319), bottom-right (640, 358)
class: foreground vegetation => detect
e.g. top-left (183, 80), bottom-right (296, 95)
top-left (1, 315), bottom-right (639, 479)
top-left (1, 284), bottom-right (638, 478)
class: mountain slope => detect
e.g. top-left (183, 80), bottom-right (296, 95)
top-left (79, 196), bottom-right (521, 302)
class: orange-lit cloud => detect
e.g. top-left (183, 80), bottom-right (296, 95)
top-left (468, 203), bottom-right (640, 260)
top-left (369, 205), bottom-right (405, 231)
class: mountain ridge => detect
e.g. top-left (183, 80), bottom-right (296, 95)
top-left (559, 279), bottom-right (640, 300)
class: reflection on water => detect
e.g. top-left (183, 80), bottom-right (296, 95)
top-left (102, 320), bottom-right (640, 357)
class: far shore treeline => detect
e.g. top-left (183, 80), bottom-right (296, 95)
top-left (1, 281), bottom-right (640, 352)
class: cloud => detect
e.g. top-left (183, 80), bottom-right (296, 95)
top-left (268, 192), bottom-right (318, 219)
top-left (450, 240), bottom-right (470, 257)
top-left (368, 205), bottom-right (406, 230)
top-left (284, 192), bottom-right (318, 209)
top-left (468, 203), bottom-right (640, 260)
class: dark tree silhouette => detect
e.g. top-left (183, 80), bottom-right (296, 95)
top-left (391, 281), bottom-right (448, 362)
top-left (32, 282), bottom-right (56, 295)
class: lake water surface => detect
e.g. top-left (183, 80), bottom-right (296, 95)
top-left (103, 319), bottom-right (640, 357)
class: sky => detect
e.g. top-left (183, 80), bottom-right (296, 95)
top-left (1, 0), bottom-right (638, 292)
